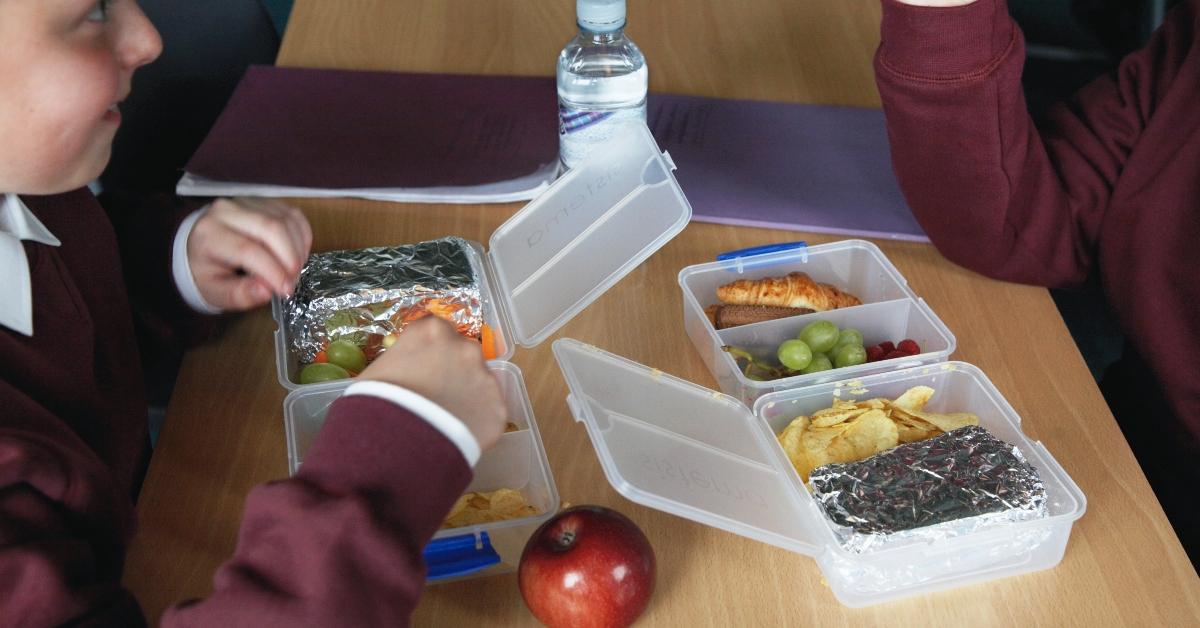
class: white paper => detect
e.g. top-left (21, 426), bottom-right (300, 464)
top-left (175, 161), bottom-right (559, 204)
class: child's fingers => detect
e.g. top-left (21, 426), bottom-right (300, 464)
top-left (233, 198), bottom-right (312, 262)
top-left (243, 199), bottom-right (310, 263)
top-left (211, 201), bottom-right (305, 273)
top-left (202, 229), bottom-right (294, 296)
top-left (282, 208), bottom-right (312, 262)
top-left (227, 277), bottom-right (275, 309)
top-left (273, 203), bottom-right (313, 253)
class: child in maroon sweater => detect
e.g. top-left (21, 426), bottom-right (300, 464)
top-left (875, 0), bottom-right (1200, 566)
top-left (1, 1), bottom-right (509, 625)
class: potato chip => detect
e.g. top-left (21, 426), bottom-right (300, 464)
top-left (840, 410), bottom-right (899, 458)
top-left (901, 409), bottom-right (979, 433)
top-left (891, 385), bottom-right (935, 411)
top-left (441, 488), bottom-right (539, 529)
top-left (856, 398), bottom-right (889, 410)
top-left (778, 415), bottom-right (810, 471)
top-left (811, 407), bottom-right (870, 428)
top-left (895, 421), bottom-right (940, 444)
top-left (774, 386), bottom-right (981, 482)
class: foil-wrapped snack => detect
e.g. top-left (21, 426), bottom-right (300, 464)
top-left (810, 425), bottom-right (1047, 553)
top-left (284, 237), bottom-right (484, 367)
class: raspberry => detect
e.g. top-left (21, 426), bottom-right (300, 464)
top-left (878, 341), bottom-right (896, 354)
top-left (866, 345), bottom-right (885, 363)
top-left (898, 339), bottom-right (921, 355)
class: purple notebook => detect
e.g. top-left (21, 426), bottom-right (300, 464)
top-left (648, 94), bottom-right (925, 241)
top-left (187, 66), bottom-right (924, 240)
top-left (186, 65), bottom-right (559, 188)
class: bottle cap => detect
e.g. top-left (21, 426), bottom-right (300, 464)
top-left (577, 0), bottom-right (626, 32)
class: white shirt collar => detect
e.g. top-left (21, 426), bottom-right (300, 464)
top-left (1, 193), bottom-right (62, 335)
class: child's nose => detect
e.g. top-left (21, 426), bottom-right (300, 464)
top-left (119, 5), bottom-right (163, 69)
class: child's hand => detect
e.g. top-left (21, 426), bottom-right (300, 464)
top-left (359, 318), bottom-right (509, 452)
top-left (187, 198), bottom-right (313, 311)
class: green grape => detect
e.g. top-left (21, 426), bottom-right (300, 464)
top-left (835, 328), bottom-right (864, 349)
top-left (299, 362), bottom-right (351, 384)
top-left (326, 340), bottom-right (367, 373)
top-left (777, 339), bottom-right (813, 371)
top-left (800, 353), bottom-right (833, 374)
top-left (833, 343), bottom-right (868, 369)
top-left (798, 320), bottom-right (840, 353)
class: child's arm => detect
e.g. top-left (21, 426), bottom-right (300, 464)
top-left (874, 0), bottom-right (1197, 287)
top-left (0, 319), bottom-right (507, 625)
top-left (161, 318), bottom-right (508, 625)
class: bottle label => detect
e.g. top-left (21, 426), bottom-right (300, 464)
top-left (557, 102), bottom-right (646, 168)
top-left (559, 105), bottom-right (616, 135)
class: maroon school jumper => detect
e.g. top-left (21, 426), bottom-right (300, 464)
top-left (874, 0), bottom-right (1200, 558)
top-left (0, 189), bottom-right (470, 626)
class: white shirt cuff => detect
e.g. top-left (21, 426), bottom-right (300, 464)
top-left (342, 380), bottom-right (482, 467)
top-left (172, 206), bottom-right (222, 315)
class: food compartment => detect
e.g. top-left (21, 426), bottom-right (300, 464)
top-left (282, 361), bottom-right (558, 582)
top-left (708, 299), bottom-right (954, 403)
top-left (754, 362), bottom-right (1086, 606)
top-left (679, 240), bottom-right (912, 314)
top-left (273, 239), bottom-right (513, 391)
top-left (680, 240), bottom-right (954, 405)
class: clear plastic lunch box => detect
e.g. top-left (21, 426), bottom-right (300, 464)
top-left (679, 239), bottom-right (957, 405)
top-left (273, 122), bottom-right (693, 390)
top-left (278, 123), bottom-right (694, 581)
top-left (283, 362), bottom-right (559, 582)
top-left (553, 339), bottom-right (1087, 607)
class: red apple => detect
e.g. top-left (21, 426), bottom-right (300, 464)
top-left (518, 505), bottom-right (656, 628)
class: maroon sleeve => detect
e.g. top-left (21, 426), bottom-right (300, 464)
top-left (0, 385), bottom-right (145, 627)
top-left (99, 189), bottom-right (222, 326)
top-left (161, 395), bottom-right (472, 626)
top-left (0, 392), bottom-right (470, 627)
top-left (873, 0), bottom-right (1197, 288)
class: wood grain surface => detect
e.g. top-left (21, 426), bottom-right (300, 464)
top-left (124, 1), bottom-right (1200, 625)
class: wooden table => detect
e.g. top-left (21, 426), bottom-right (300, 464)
top-left (124, 1), bottom-right (1200, 625)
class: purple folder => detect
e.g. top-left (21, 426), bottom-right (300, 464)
top-left (186, 65), bottom-right (559, 188)
top-left (648, 94), bottom-right (925, 241)
top-left (186, 66), bottom-right (924, 240)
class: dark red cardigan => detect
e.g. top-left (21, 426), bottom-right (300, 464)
top-left (0, 190), bottom-right (470, 626)
top-left (875, 0), bottom-right (1199, 456)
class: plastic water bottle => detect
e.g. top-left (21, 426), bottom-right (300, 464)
top-left (557, 0), bottom-right (648, 170)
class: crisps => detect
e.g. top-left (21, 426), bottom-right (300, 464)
top-left (776, 386), bottom-right (980, 482)
top-left (811, 407), bottom-right (871, 428)
top-left (441, 488), bottom-right (539, 529)
top-left (891, 385), bottom-right (934, 411)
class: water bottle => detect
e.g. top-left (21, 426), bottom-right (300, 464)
top-left (556, 0), bottom-right (648, 170)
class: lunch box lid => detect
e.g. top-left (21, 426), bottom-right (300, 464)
top-left (485, 122), bottom-right (692, 348)
top-left (551, 337), bottom-right (828, 555)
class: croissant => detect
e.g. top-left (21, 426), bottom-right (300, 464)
top-left (716, 272), bottom-right (861, 311)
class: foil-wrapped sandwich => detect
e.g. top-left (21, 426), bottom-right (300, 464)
top-left (283, 237), bottom-right (496, 382)
top-left (810, 425), bottom-right (1047, 553)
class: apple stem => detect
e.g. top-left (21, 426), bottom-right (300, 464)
top-left (557, 531), bottom-right (575, 549)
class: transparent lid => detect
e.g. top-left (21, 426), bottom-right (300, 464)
top-left (487, 123), bottom-right (692, 348)
top-left (551, 338), bottom-right (824, 555)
